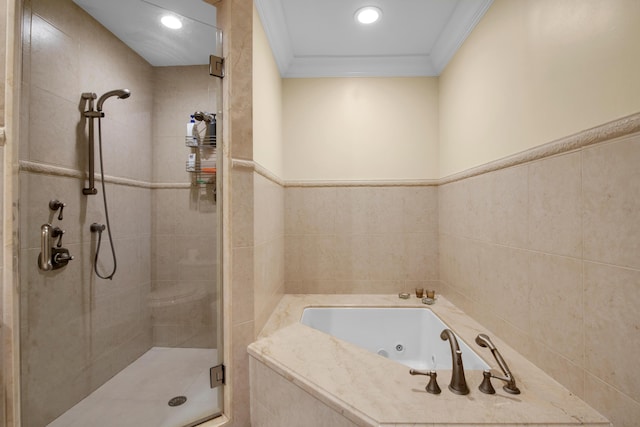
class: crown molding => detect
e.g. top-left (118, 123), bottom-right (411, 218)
top-left (254, 0), bottom-right (293, 74)
top-left (430, 0), bottom-right (493, 74)
top-left (255, 0), bottom-right (493, 78)
top-left (284, 55), bottom-right (436, 78)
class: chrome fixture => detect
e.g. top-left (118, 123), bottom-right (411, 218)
top-left (49, 199), bottom-right (65, 220)
top-left (38, 224), bottom-right (53, 272)
top-left (475, 334), bottom-right (521, 394)
top-left (97, 89), bottom-right (131, 112)
top-left (440, 329), bottom-right (469, 395)
top-left (38, 223), bottom-right (74, 271)
top-left (51, 226), bottom-right (65, 248)
top-left (409, 369), bottom-right (441, 394)
top-left (193, 111), bottom-right (215, 123)
top-left (82, 89), bottom-right (129, 280)
top-left (81, 89), bottom-right (130, 195)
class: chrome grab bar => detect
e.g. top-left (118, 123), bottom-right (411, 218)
top-left (38, 223), bottom-right (53, 271)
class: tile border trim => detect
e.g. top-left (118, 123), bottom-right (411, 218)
top-left (439, 112), bottom-right (640, 185)
top-left (18, 161), bottom-right (190, 189)
top-left (241, 112), bottom-right (640, 188)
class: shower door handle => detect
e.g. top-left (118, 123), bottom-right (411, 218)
top-left (38, 223), bottom-right (53, 271)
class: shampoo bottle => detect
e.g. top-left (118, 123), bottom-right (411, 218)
top-left (186, 115), bottom-right (196, 144)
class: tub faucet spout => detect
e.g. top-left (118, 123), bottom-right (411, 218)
top-left (440, 329), bottom-right (470, 395)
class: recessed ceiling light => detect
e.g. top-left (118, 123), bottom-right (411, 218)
top-left (355, 6), bottom-right (382, 24)
top-left (161, 15), bottom-right (182, 30)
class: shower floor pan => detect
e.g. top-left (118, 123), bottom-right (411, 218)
top-left (47, 347), bottom-right (219, 427)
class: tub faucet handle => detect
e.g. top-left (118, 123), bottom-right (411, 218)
top-left (409, 369), bottom-right (441, 395)
top-left (479, 369), bottom-right (496, 394)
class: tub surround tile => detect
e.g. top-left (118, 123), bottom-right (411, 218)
top-left (285, 187), bottom-right (336, 235)
top-left (250, 294), bottom-right (609, 426)
top-left (583, 134), bottom-right (640, 270)
top-left (285, 185), bottom-right (439, 294)
top-left (528, 152), bottom-right (583, 258)
top-left (439, 132), bottom-right (640, 426)
top-left (584, 373), bottom-right (640, 427)
top-left (528, 253), bottom-right (584, 366)
top-left (250, 358), bottom-right (359, 427)
top-left (584, 261), bottom-right (640, 401)
top-left (489, 165), bottom-right (528, 247)
top-left (334, 187), bottom-right (406, 235)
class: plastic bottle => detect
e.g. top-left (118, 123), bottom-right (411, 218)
top-left (186, 115), bottom-right (196, 145)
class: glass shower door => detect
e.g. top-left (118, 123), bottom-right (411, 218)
top-left (18, 1), bottom-right (223, 426)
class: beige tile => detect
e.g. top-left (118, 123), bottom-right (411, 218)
top-left (528, 152), bottom-right (582, 257)
top-left (334, 187), bottom-right (405, 235)
top-left (527, 344), bottom-right (585, 396)
top-left (285, 234), bottom-right (336, 282)
top-left (402, 231), bottom-right (438, 280)
top-left (285, 187), bottom-right (336, 236)
top-left (478, 244), bottom-right (531, 333)
top-left (231, 168), bottom-right (254, 248)
top-left (463, 173), bottom-right (493, 242)
top-left (153, 136), bottom-right (191, 182)
top-left (254, 174), bottom-right (284, 246)
top-left (28, 87), bottom-right (80, 168)
top-left (584, 261), bottom-right (640, 401)
top-left (455, 237), bottom-right (485, 304)
top-left (333, 234), bottom-right (405, 281)
top-left (29, 14), bottom-right (79, 102)
top-left (528, 253), bottom-right (583, 365)
top-left (584, 373), bottom-right (637, 427)
top-left (232, 246), bottom-right (255, 325)
top-left (583, 135), bottom-right (640, 270)
top-left (401, 186), bottom-right (438, 233)
top-left (231, 321), bottom-right (254, 426)
top-left (489, 165), bottom-right (528, 247)
top-left (250, 357), bottom-right (357, 427)
top-left (437, 184), bottom-right (454, 234)
top-left (151, 235), bottom-right (178, 281)
top-left (151, 189), bottom-right (178, 235)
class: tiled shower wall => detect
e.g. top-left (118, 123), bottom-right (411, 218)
top-left (19, 0), bottom-right (153, 425)
top-left (284, 185), bottom-right (439, 294)
top-left (439, 132), bottom-right (640, 426)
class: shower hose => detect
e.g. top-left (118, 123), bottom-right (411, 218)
top-left (93, 117), bottom-right (117, 280)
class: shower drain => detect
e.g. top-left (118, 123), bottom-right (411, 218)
top-left (168, 396), bottom-right (188, 407)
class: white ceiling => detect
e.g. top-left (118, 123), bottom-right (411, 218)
top-left (72, 0), bottom-right (219, 66)
top-left (255, 0), bottom-right (493, 77)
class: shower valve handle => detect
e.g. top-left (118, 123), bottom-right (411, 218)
top-left (51, 227), bottom-right (65, 248)
top-left (49, 199), bottom-right (66, 220)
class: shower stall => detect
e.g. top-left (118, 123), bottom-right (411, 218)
top-left (17, 0), bottom-right (224, 426)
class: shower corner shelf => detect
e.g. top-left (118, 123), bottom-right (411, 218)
top-left (185, 136), bottom-right (216, 147)
top-left (185, 136), bottom-right (217, 188)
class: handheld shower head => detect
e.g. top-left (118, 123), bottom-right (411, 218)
top-left (97, 89), bottom-right (131, 111)
top-left (475, 333), bottom-right (496, 350)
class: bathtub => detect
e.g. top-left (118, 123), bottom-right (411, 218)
top-left (249, 295), bottom-right (610, 427)
top-left (300, 307), bottom-right (490, 371)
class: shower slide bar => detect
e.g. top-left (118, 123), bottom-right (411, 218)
top-left (81, 89), bottom-right (130, 195)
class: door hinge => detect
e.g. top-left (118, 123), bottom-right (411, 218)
top-left (210, 364), bottom-right (225, 388)
top-left (209, 55), bottom-right (224, 78)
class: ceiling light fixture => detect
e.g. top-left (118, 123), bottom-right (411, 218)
top-left (355, 6), bottom-right (382, 24)
top-left (161, 15), bottom-right (182, 30)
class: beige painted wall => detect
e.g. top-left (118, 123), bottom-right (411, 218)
top-left (439, 0), bottom-right (640, 177)
top-left (252, 5), bottom-right (283, 177)
top-left (283, 77), bottom-right (439, 181)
